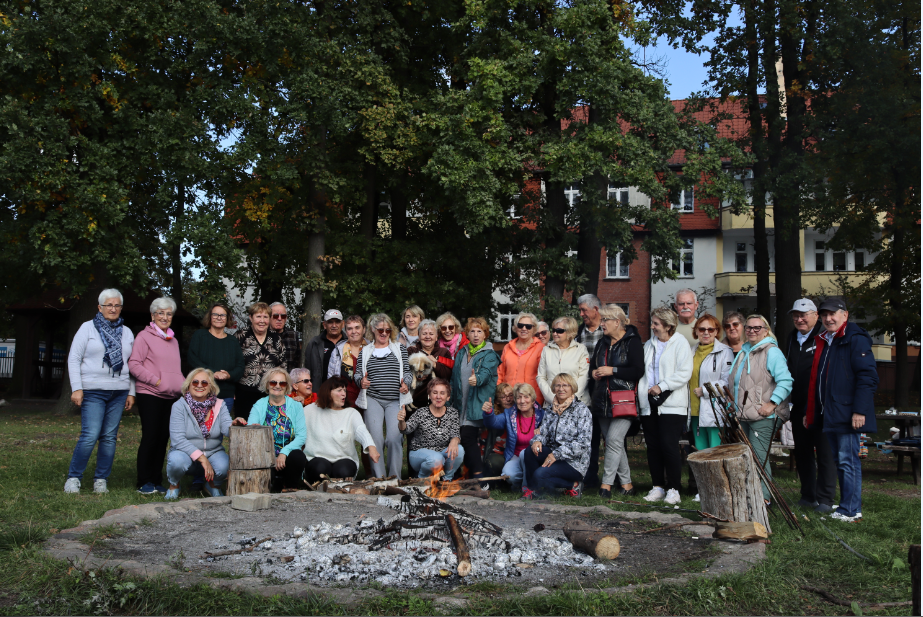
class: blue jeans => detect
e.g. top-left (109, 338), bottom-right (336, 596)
top-left (67, 389), bottom-right (128, 480)
top-left (827, 432), bottom-right (862, 516)
top-left (523, 447), bottom-right (583, 492)
top-left (501, 451), bottom-right (526, 488)
top-left (408, 446), bottom-right (465, 480)
top-left (166, 450), bottom-right (229, 487)
top-left (222, 397), bottom-right (235, 416)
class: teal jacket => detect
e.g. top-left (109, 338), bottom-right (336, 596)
top-left (731, 337), bottom-right (793, 420)
top-left (450, 345), bottom-right (500, 423)
top-left (246, 396), bottom-right (307, 456)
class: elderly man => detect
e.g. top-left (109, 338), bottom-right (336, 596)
top-left (303, 309), bottom-right (345, 389)
top-left (674, 289), bottom-right (698, 346)
top-left (576, 294), bottom-right (605, 489)
top-left (805, 298), bottom-right (878, 523)
top-left (785, 299), bottom-right (836, 514)
top-left (269, 302), bottom-right (301, 369)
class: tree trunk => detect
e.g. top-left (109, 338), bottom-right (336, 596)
top-left (228, 425), bottom-right (275, 469)
top-left (563, 520), bottom-right (621, 560)
top-left (361, 161), bottom-right (378, 240)
top-left (687, 443), bottom-right (771, 533)
top-left (391, 183), bottom-right (408, 241)
top-left (890, 213), bottom-right (908, 408)
top-left (172, 180), bottom-right (185, 311)
top-left (303, 174), bottom-right (326, 351)
top-left (578, 105), bottom-right (604, 299)
top-left (227, 469), bottom-right (271, 496)
top-left (543, 180), bottom-right (568, 301)
top-left (54, 277), bottom-right (108, 415)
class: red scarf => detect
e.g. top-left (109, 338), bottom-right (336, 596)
top-left (804, 321), bottom-right (847, 427)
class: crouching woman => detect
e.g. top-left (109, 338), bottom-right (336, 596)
top-left (165, 369), bottom-right (232, 499)
top-left (399, 379), bottom-right (465, 480)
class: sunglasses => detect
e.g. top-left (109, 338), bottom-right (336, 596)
top-left (296, 378), bottom-right (312, 384)
top-left (191, 379), bottom-right (209, 387)
top-left (268, 380), bottom-right (286, 387)
top-left (745, 326), bottom-right (764, 332)
top-left (272, 313), bottom-right (288, 320)
top-left (551, 328), bottom-right (566, 334)
top-left (376, 328), bottom-right (392, 335)
top-left (724, 322), bottom-right (740, 328)
top-left (697, 327), bottom-right (717, 333)
top-left (440, 325), bottom-right (455, 332)
top-left (537, 330), bottom-right (550, 336)
top-left (516, 322), bottom-right (534, 330)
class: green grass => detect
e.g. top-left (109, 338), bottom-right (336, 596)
top-left (0, 404), bottom-right (918, 615)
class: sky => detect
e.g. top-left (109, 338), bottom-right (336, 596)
top-left (657, 41), bottom-right (712, 100)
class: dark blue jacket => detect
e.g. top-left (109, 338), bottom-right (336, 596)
top-left (482, 403), bottom-right (545, 462)
top-left (807, 322), bottom-right (879, 434)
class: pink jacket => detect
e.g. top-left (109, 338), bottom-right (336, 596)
top-left (128, 324), bottom-right (184, 398)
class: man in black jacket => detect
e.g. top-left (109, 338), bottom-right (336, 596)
top-left (786, 298), bottom-right (836, 514)
top-left (303, 309), bottom-right (344, 389)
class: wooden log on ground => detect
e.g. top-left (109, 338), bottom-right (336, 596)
top-left (227, 469), bottom-right (270, 496)
top-left (445, 513), bottom-right (472, 576)
top-left (687, 443), bottom-right (771, 533)
top-left (454, 489), bottom-right (490, 499)
top-left (563, 520), bottom-right (621, 560)
top-left (712, 521), bottom-right (769, 542)
top-left (228, 425), bottom-right (274, 469)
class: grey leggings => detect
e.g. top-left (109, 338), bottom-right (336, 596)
top-left (364, 396), bottom-right (403, 478)
top-left (599, 416), bottom-right (633, 486)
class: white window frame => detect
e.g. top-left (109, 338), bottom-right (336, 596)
top-left (672, 187), bottom-right (694, 212)
top-left (608, 183), bottom-right (629, 206)
top-left (669, 238), bottom-right (694, 278)
top-left (813, 241), bottom-right (869, 272)
top-left (508, 193), bottom-right (521, 219)
top-left (494, 314), bottom-right (518, 342)
top-left (605, 250), bottom-right (630, 279)
top-left (564, 183), bottom-right (581, 210)
top-left (735, 242), bottom-right (749, 272)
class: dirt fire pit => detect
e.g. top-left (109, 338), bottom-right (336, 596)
top-left (44, 491), bottom-right (767, 604)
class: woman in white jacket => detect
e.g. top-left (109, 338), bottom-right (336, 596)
top-left (638, 307), bottom-right (693, 505)
top-left (688, 314), bottom-right (734, 452)
top-left (537, 316), bottom-right (589, 404)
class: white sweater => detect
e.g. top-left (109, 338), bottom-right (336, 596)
top-left (302, 404), bottom-right (375, 467)
top-left (68, 320), bottom-right (136, 395)
top-left (638, 332), bottom-right (693, 416)
top-left (537, 340), bottom-right (590, 404)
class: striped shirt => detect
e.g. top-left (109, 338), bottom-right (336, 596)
top-left (357, 345), bottom-right (412, 401)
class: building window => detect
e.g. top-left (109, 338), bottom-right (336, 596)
top-left (606, 251), bottom-right (629, 278)
top-left (494, 313), bottom-right (518, 342)
top-left (833, 250), bottom-right (847, 272)
top-left (508, 193), bottom-right (521, 219)
top-left (672, 188), bottom-right (694, 212)
top-left (855, 251), bottom-right (866, 271)
top-left (564, 183), bottom-right (581, 210)
top-left (670, 238), bottom-right (694, 277)
top-left (735, 242), bottom-right (748, 272)
top-left (815, 241), bottom-right (826, 271)
top-left (608, 183), bottom-right (629, 206)
top-left (615, 303), bottom-right (630, 318)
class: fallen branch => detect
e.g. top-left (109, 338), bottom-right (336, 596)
top-left (641, 521), bottom-right (716, 534)
top-left (454, 489), bottom-right (490, 499)
top-left (445, 514), bottom-right (471, 576)
top-left (201, 536), bottom-right (272, 559)
top-left (802, 586), bottom-right (912, 610)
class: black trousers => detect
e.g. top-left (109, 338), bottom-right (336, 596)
top-left (523, 447), bottom-right (583, 492)
top-left (306, 457), bottom-right (358, 484)
top-left (459, 426), bottom-right (484, 477)
top-left (791, 410), bottom-right (837, 505)
top-left (640, 414), bottom-right (685, 491)
top-left (136, 393), bottom-right (174, 488)
top-left (270, 449), bottom-right (308, 490)
top-left (584, 416), bottom-right (602, 487)
top-left (234, 383), bottom-right (264, 420)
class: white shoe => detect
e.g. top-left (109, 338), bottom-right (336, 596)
top-left (643, 486), bottom-right (666, 502)
top-left (830, 511), bottom-right (862, 523)
top-left (64, 478), bottom-right (81, 494)
top-left (93, 479), bottom-right (108, 494)
top-left (664, 488), bottom-right (681, 505)
top-left (693, 493), bottom-right (700, 502)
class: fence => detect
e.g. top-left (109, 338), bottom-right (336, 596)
top-left (0, 354), bottom-right (12, 379)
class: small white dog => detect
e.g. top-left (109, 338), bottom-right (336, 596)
top-left (408, 352), bottom-right (436, 392)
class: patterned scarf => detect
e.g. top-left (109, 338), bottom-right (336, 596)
top-left (184, 393), bottom-right (217, 438)
top-left (552, 395), bottom-right (574, 414)
top-left (93, 311), bottom-right (125, 375)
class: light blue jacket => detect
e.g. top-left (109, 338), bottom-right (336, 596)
top-left (246, 396), bottom-right (307, 456)
top-left (731, 337), bottom-right (793, 421)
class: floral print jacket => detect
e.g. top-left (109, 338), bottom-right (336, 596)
top-left (530, 399), bottom-right (593, 477)
top-left (235, 328), bottom-right (287, 388)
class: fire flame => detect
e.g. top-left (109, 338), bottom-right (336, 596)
top-left (424, 469), bottom-right (461, 500)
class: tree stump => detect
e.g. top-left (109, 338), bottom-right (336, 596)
top-left (687, 443), bottom-right (771, 533)
top-left (227, 425), bottom-right (274, 496)
top-left (563, 520), bottom-right (621, 560)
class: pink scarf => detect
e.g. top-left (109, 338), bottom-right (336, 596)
top-left (150, 322), bottom-right (175, 340)
top-left (438, 333), bottom-right (462, 357)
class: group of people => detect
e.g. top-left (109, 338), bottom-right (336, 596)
top-left (62, 288), bottom-right (877, 523)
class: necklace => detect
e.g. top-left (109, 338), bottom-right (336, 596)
top-left (517, 411), bottom-right (535, 435)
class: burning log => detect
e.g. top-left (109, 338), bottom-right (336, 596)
top-left (454, 489), bottom-right (490, 499)
top-left (445, 513), bottom-right (472, 576)
top-left (563, 521), bottom-right (621, 560)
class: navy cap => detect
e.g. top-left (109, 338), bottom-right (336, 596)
top-left (817, 297), bottom-right (848, 313)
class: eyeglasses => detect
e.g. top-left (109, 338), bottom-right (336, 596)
top-left (516, 322), bottom-right (534, 330)
top-left (697, 327), bottom-right (717, 333)
top-left (101, 304), bottom-right (122, 310)
top-left (537, 330), bottom-right (550, 336)
top-left (154, 311), bottom-right (173, 318)
top-left (745, 325), bottom-right (764, 332)
top-left (376, 328), bottom-right (392, 335)
top-left (792, 313), bottom-right (814, 321)
top-left (724, 322), bottom-right (740, 328)
top-left (296, 378), bottom-right (312, 384)
top-left (272, 313), bottom-right (288, 320)
top-left (551, 328), bottom-right (566, 334)
top-left (440, 325), bottom-right (455, 332)
top-left (211, 313), bottom-right (228, 319)
top-left (600, 317), bottom-right (614, 322)
top-left (268, 380), bottom-right (286, 387)
top-left (190, 379), bottom-right (209, 387)
top-left (553, 383), bottom-right (571, 390)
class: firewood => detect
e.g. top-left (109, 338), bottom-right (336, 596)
top-left (445, 513), bottom-right (472, 576)
top-left (201, 536), bottom-right (272, 559)
top-left (687, 443), bottom-right (771, 533)
top-left (712, 521), bottom-right (769, 541)
top-left (454, 489), bottom-right (490, 499)
top-left (563, 520), bottom-right (620, 560)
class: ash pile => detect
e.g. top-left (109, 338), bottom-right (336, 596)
top-left (200, 489), bottom-right (605, 588)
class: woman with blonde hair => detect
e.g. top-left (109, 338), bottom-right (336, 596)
top-left (498, 311), bottom-right (545, 405)
top-left (537, 315), bottom-right (589, 404)
top-left (435, 312), bottom-right (468, 359)
top-left (483, 383), bottom-right (545, 489)
top-left (354, 313), bottom-right (413, 478)
top-left (398, 305), bottom-right (426, 348)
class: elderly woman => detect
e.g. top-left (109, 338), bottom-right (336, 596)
top-left (164, 369), bottom-right (232, 500)
top-left (408, 319), bottom-right (454, 408)
top-left (435, 312), bottom-right (469, 359)
top-left (398, 379), bottom-right (464, 480)
top-left (730, 315), bottom-right (793, 505)
top-left (354, 313), bottom-right (413, 478)
top-left (689, 314), bottom-right (735, 454)
top-left (289, 367), bottom-right (316, 405)
top-left (64, 289), bottom-right (136, 495)
top-left (450, 317), bottom-right (500, 483)
top-left (234, 302), bottom-right (288, 420)
top-left (534, 321), bottom-right (551, 345)
top-left (398, 305), bottom-right (425, 348)
top-left (128, 297), bottom-right (184, 495)
top-left (723, 311), bottom-right (746, 354)
top-left (537, 316), bottom-right (589, 405)
top-left (483, 383), bottom-right (545, 489)
top-left (589, 305), bottom-right (644, 498)
top-left (498, 312), bottom-right (545, 406)
top-left (328, 314), bottom-right (367, 405)
top-left (232, 367), bottom-right (308, 490)
top-left (638, 307), bottom-right (693, 505)
top-left (187, 303), bottom-right (244, 415)
top-left (522, 374), bottom-right (592, 498)
top-left (303, 377), bottom-right (380, 482)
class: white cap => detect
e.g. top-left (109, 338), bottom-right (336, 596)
top-left (323, 309), bottom-right (343, 321)
top-left (788, 299), bottom-right (817, 313)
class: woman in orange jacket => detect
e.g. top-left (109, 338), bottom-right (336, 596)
top-left (497, 312), bottom-right (546, 406)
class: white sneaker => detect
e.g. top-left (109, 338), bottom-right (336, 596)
top-left (693, 493), bottom-right (700, 502)
top-left (643, 486), bottom-right (666, 502)
top-left (830, 511), bottom-right (862, 523)
top-left (93, 479), bottom-right (108, 494)
top-left (64, 478), bottom-right (80, 494)
top-left (664, 488), bottom-right (681, 505)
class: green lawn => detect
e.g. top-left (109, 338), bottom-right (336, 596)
top-left (0, 404), bottom-right (918, 615)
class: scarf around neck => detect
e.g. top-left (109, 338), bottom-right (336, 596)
top-left (552, 395), bottom-right (574, 414)
top-left (93, 311), bottom-right (125, 374)
top-left (439, 332), bottom-right (462, 357)
top-left (184, 393), bottom-right (217, 438)
top-left (467, 340), bottom-right (487, 357)
top-left (150, 322), bottom-right (175, 340)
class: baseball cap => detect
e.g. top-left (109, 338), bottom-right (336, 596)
top-left (788, 298), bottom-right (817, 313)
top-left (323, 309), bottom-right (343, 321)
top-left (817, 297), bottom-right (848, 313)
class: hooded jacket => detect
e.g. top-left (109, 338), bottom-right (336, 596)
top-left (638, 332), bottom-right (694, 417)
top-left (449, 344), bottom-right (500, 423)
top-left (483, 403), bottom-right (546, 461)
top-left (497, 337), bottom-right (545, 406)
top-left (128, 323), bottom-right (184, 398)
top-left (537, 339), bottom-right (590, 405)
top-left (805, 322), bottom-right (878, 434)
top-left (169, 397), bottom-right (232, 462)
top-left (730, 336), bottom-right (793, 422)
top-left (587, 324), bottom-right (645, 416)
